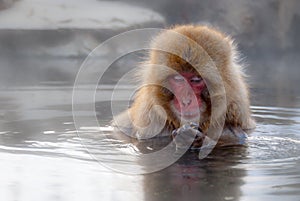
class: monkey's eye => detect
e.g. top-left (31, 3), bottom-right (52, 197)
top-left (172, 75), bottom-right (185, 82)
top-left (190, 76), bottom-right (202, 83)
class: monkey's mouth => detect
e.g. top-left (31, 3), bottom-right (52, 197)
top-left (171, 102), bottom-right (202, 120)
top-left (180, 111), bottom-right (200, 119)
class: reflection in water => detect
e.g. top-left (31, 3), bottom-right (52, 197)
top-left (0, 87), bottom-right (300, 201)
top-left (142, 148), bottom-right (247, 201)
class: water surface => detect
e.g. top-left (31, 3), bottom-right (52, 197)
top-left (0, 85), bottom-right (300, 201)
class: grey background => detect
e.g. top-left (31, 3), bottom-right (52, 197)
top-left (0, 0), bottom-right (299, 107)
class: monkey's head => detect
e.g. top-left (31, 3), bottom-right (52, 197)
top-left (141, 25), bottom-right (235, 130)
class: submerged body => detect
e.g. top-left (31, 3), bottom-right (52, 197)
top-left (112, 25), bottom-right (255, 148)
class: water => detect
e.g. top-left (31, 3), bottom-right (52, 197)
top-left (1, 85), bottom-right (300, 201)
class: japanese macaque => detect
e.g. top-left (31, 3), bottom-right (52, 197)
top-left (112, 25), bottom-right (255, 148)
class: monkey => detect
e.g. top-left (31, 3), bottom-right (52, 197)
top-left (112, 25), bottom-right (256, 149)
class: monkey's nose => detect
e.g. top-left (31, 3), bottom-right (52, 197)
top-left (182, 98), bottom-right (192, 106)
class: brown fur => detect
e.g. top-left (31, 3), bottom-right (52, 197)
top-left (113, 24), bottom-right (255, 139)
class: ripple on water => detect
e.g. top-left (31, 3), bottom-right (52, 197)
top-left (233, 106), bottom-right (300, 176)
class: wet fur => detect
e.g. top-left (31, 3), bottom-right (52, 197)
top-left (113, 24), bottom-right (255, 141)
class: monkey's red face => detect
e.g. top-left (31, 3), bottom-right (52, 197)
top-left (168, 72), bottom-right (207, 122)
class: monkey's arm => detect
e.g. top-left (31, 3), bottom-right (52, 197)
top-left (216, 126), bottom-right (248, 146)
top-left (173, 124), bottom-right (249, 149)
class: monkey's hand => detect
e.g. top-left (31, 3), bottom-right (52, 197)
top-left (171, 122), bottom-right (204, 150)
top-left (217, 126), bottom-right (248, 146)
